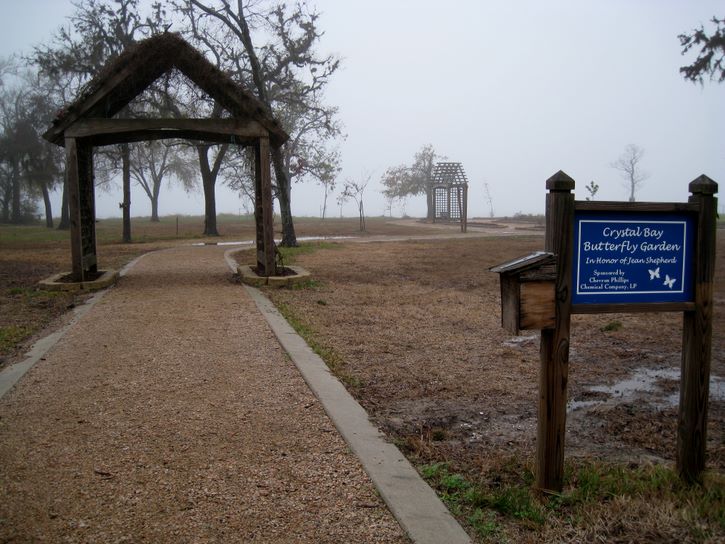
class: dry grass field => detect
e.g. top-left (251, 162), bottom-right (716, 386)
top-left (256, 233), bottom-right (725, 543)
top-left (0, 215), bottom-right (426, 366)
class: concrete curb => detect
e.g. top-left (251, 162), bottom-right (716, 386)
top-left (237, 264), bottom-right (312, 287)
top-left (38, 269), bottom-right (119, 292)
top-left (239, 280), bottom-right (472, 544)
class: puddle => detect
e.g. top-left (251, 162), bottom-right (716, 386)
top-left (191, 240), bottom-right (254, 247)
top-left (296, 236), bottom-right (354, 241)
top-left (503, 335), bottom-right (538, 348)
top-left (569, 367), bottom-right (725, 411)
top-left (191, 235), bottom-right (354, 247)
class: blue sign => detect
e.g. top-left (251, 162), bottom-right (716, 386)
top-left (572, 211), bottom-right (695, 305)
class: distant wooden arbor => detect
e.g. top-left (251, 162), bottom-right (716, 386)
top-left (431, 162), bottom-right (468, 232)
top-left (43, 33), bottom-right (288, 281)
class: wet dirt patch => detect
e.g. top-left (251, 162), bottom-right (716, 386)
top-left (262, 234), bottom-right (725, 474)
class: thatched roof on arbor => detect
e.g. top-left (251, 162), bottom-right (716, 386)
top-left (43, 33), bottom-right (288, 147)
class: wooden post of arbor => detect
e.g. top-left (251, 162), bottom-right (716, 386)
top-left (65, 137), bottom-right (97, 282)
top-left (463, 185), bottom-right (468, 233)
top-left (255, 136), bottom-right (276, 276)
top-left (537, 170), bottom-right (575, 493)
top-left (121, 143), bottom-right (131, 243)
top-left (459, 185), bottom-right (468, 233)
top-left (678, 175), bottom-right (718, 483)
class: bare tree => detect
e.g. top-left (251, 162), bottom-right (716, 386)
top-left (340, 172), bottom-right (371, 232)
top-left (31, 0), bottom-right (169, 235)
top-left (0, 86), bottom-right (26, 223)
top-left (0, 67), bottom-right (64, 226)
top-left (483, 182), bottom-right (494, 218)
top-left (384, 194), bottom-right (394, 218)
top-left (129, 140), bottom-right (195, 222)
top-left (308, 147), bottom-right (339, 220)
top-left (611, 144), bottom-right (648, 202)
top-left (174, 0), bottom-right (342, 246)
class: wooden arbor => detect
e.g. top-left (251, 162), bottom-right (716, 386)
top-left (431, 162), bottom-right (468, 232)
top-left (43, 33), bottom-right (288, 281)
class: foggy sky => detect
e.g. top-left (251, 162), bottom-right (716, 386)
top-left (1, 0), bottom-right (723, 219)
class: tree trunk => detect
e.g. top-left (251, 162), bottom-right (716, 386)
top-left (322, 183), bottom-right (328, 220)
top-left (197, 144), bottom-right (227, 237)
top-left (150, 199), bottom-right (160, 222)
top-left (121, 144), bottom-right (131, 243)
top-left (200, 148), bottom-right (218, 237)
top-left (426, 185), bottom-right (434, 220)
top-left (150, 184), bottom-right (160, 222)
top-left (271, 146), bottom-right (297, 246)
top-left (58, 176), bottom-right (70, 230)
top-left (41, 181), bottom-right (53, 228)
top-left (1, 198), bottom-right (8, 223)
top-left (10, 166), bottom-right (21, 224)
top-left (150, 158), bottom-right (163, 223)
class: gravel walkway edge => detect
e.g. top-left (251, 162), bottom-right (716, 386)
top-left (226, 250), bottom-right (472, 544)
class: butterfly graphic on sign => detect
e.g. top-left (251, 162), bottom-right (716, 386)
top-left (663, 275), bottom-right (676, 289)
top-left (648, 267), bottom-right (660, 280)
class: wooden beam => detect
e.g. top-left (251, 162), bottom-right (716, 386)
top-left (65, 118), bottom-right (267, 146)
top-left (537, 171), bottom-right (575, 494)
top-left (575, 201), bottom-right (699, 213)
top-left (44, 59), bottom-right (169, 145)
top-left (173, 53), bottom-right (289, 148)
top-left (678, 175), bottom-right (718, 483)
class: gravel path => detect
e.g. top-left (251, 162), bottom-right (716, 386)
top-left (0, 246), bottom-right (407, 543)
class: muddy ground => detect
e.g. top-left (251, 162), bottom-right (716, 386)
top-left (262, 234), bottom-right (725, 475)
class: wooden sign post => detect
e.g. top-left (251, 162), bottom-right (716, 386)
top-left (679, 176), bottom-right (718, 483)
top-left (492, 171), bottom-right (718, 493)
top-left (538, 171), bottom-right (574, 493)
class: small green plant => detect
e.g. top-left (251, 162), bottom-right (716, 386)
top-left (480, 486), bottom-right (546, 525)
top-left (419, 457), bottom-right (724, 541)
top-left (5, 286), bottom-right (62, 301)
top-left (0, 325), bottom-right (32, 352)
top-left (601, 320), bottom-right (623, 332)
top-left (468, 508), bottom-right (503, 539)
top-left (286, 279), bottom-right (323, 290)
top-left (441, 472), bottom-right (470, 493)
top-left (420, 462), bottom-right (449, 479)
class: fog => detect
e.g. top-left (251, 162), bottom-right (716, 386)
top-left (2, 0), bottom-right (723, 220)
